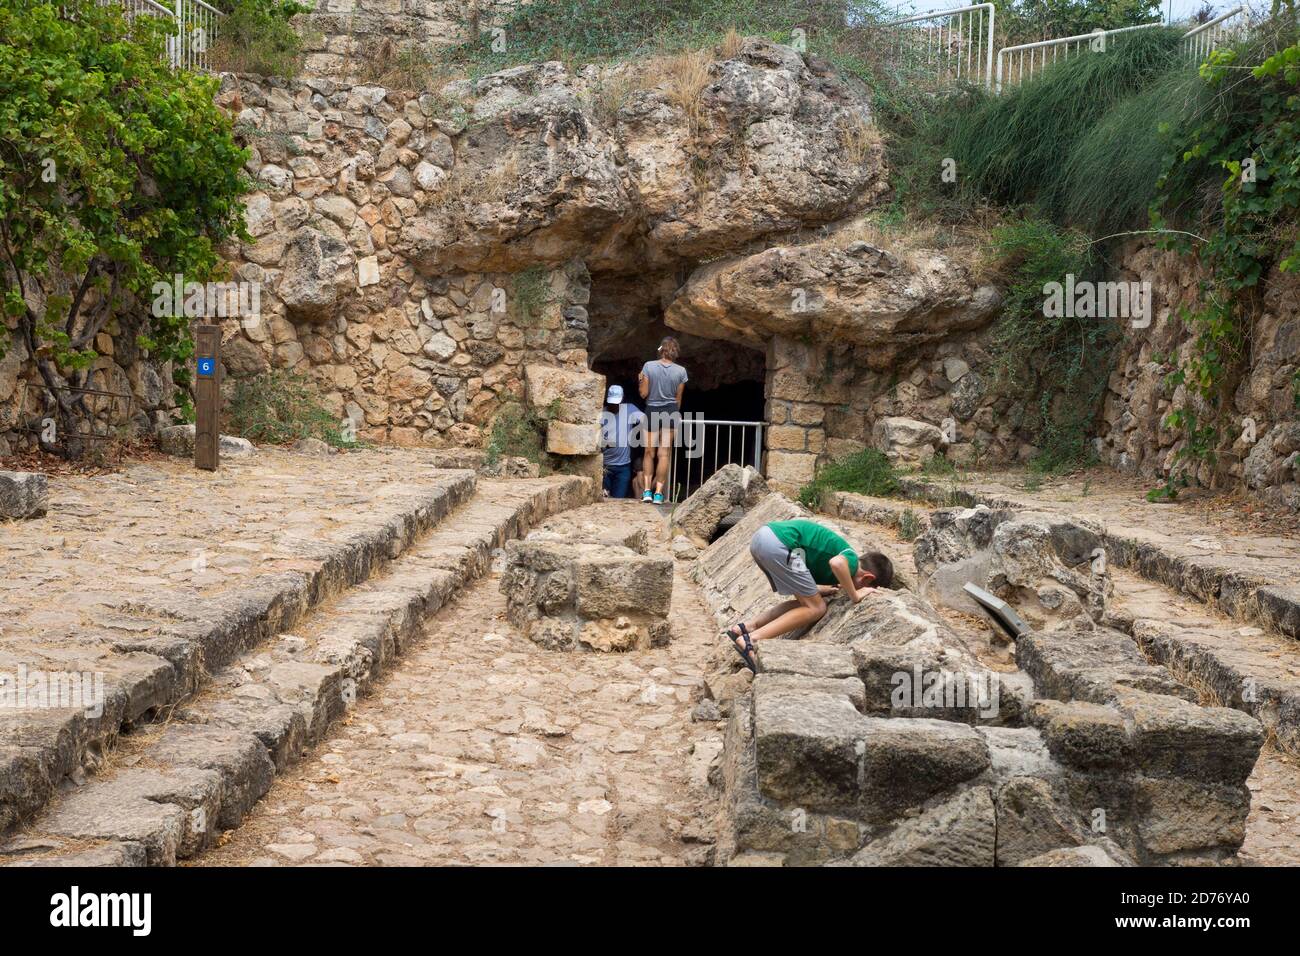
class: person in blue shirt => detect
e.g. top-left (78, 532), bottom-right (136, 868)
top-left (600, 385), bottom-right (646, 499)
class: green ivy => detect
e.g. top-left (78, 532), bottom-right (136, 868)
top-left (1152, 20), bottom-right (1300, 483)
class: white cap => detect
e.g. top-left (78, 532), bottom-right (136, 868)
top-left (606, 384), bottom-right (624, 403)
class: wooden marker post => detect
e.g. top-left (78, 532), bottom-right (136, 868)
top-left (194, 324), bottom-right (221, 471)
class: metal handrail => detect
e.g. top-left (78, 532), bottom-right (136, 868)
top-left (1181, 4), bottom-right (1250, 63)
top-left (880, 3), bottom-right (997, 89)
top-left (110, 0), bottom-right (225, 72)
top-left (995, 21), bottom-right (1162, 91)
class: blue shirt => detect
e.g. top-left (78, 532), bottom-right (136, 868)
top-left (601, 404), bottom-right (646, 467)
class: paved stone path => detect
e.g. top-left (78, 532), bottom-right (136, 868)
top-left (0, 446), bottom-right (475, 659)
top-left (201, 502), bottom-right (722, 867)
top-left (909, 466), bottom-right (1300, 590)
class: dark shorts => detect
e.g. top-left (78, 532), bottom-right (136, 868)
top-left (646, 403), bottom-right (681, 433)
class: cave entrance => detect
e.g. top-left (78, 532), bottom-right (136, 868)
top-left (587, 273), bottom-right (766, 502)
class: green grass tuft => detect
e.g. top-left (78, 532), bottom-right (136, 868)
top-left (797, 448), bottom-right (900, 509)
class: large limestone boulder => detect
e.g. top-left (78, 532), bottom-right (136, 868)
top-left (523, 364), bottom-right (605, 425)
top-left (872, 416), bottom-right (945, 465)
top-left (399, 39), bottom-right (885, 275)
top-left (666, 232), bottom-right (1000, 364)
top-left (277, 226), bottom-right (350, 322)
top-left (669, 463), bottom-right (768, 547)
top-left (502, 535), bottom-right (672, 652)
top-left (913, 505), bottom-right (1111, 631)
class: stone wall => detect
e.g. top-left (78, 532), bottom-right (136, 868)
top-left (761, 327), bottom-right (1037, 493)
top-left (298, 0), bottom-right (524, 81)
top-left (0, 315), bottom-right (173, 458)
top-left (1095, 242), bottom-right (1300, 510)
top-left (215, 72), bottom-right (593, 448)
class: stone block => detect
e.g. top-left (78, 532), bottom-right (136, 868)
top-left (1115, 690), bottom-right (1263, 786)
top-left (574, 552), bottom-right (672, 619)
top-left (546, 421), bottom-right (600, 456)
top-left (1133, 776), bottom-right (1251, 858)
top-left (524, 364), bottom-right (604, 425)
top-left (764, 451), bottom-right (817, 490)
top-left (871, 416), bottom-right (942, 464)
top-left (846, 786), bottom-right (996, 867)
top-left (0, 471), bottom-right (48, 519)
top-left (669, 463), bottom-right (768, 547)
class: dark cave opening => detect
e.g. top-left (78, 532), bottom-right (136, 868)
top-left (587, 272), bottom-right (766, 500)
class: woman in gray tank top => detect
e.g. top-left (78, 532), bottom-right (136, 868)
top-left (638, 336), bottom-right (688, 504)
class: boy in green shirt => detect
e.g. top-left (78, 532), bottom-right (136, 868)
top-left (726, 519), bottom-right (894, 673)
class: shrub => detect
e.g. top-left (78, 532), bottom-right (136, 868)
top-left (948, 28), bottom-right (1183, 218)
top-left (985, 218), bottom-right (1113, 470)
top-left (210, 0), bottom-right (313, 78)
top-left (797, 448), bottom-right (900, 508)
top-left (0, 1), bottom-right (250, 457)
top-left (225, 370), bottom-right (354, 447)
top-left (485, 402), bottom-right (549, 470)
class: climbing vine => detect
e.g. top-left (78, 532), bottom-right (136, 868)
top-left (1151, 18), bottom-right (1300, 489)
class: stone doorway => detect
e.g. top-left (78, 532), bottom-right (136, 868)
top-left (586, 272), bottom-right (766, 500)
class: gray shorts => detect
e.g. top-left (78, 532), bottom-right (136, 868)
top-left (750, 525), bottom-right (819, 597)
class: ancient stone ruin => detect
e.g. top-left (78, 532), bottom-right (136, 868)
top-left (502, 526), bottom-right (673, 652)
top-left (695, 493), bottom-right (1265, 866)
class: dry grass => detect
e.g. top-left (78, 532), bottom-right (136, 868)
top-left (718, 27), bottom-right (744, 59)
top-left (589, 63), bottom-right (655, 126)
top-left (661, 48), bottom-right (712, 137)
top-left (837, 113), bottom-right (882, 168)
top-left (352, 39), bottom-right (466, 92)
top-left (429, 153), bottom-right (520, 212)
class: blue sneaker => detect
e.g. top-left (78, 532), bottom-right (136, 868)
top-left (642, 490), bottom-right (653, 503)
top-left (653, 492), bottom-right (664, 504)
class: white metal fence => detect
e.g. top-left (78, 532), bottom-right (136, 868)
top-left (1182, 5), bottom-right (1251, 63)
top-left (112, 0), bottom-right (224, 72)
top-left (665, 419), bottom-right (765, 505)
top-left (879, 4), bottom-right (998, 88)
top-left (878, 4), bottom-right (1257, 94)
top-left (995, 21), bottom-right (1162, 91)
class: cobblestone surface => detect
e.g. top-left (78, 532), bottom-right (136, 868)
top-left (904, 467), bottom-right (1300, 589)
top-left (200, 502), bottom-right (722, 866)
top-left (0, 446), bottom-right (471, 658)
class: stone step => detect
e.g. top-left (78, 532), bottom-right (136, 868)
top-left (0, 469), bottom-right (477, 837)
top-left (0, 476), bottom-right (592, 866)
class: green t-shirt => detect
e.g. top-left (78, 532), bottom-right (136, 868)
top-left (768, 520), bottom-right (858, 585)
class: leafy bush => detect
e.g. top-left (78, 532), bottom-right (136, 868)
top-left (1150, 18), bottom-right (1300, 481)
top-left (0, 1), bottom-right (250, 456)
top-left (797, 448), bottom-right (899, 508)
top-left (210, 0), bottom-right (313, 78)
top-left (225, 370), bottom-right (354, 447)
